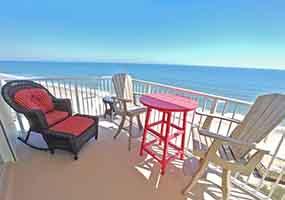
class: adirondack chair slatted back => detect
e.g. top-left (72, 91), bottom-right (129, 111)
top-left (112, 74), bottom-right (134, 108)
top-left (230, 94), bottom-right (285, 159)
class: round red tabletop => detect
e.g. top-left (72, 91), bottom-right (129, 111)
top-left (140, 93), bottom-right (198, 112)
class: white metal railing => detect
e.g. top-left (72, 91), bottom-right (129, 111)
top-left (3, 76), bottom-right (285, 200)
top-left (31, 76), bottom-right (113, 115)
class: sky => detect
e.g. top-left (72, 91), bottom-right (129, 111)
top-left (0, 0), bottom-right (285, 69)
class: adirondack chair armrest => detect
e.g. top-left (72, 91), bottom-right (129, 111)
top-left (133, 92), bottom-right (143, 96)
top-left (133, 92), bottom-right (142, 97)
top-left (112, 96), bottom-right (132, 112)
top-left (195, 111), bottom-right (241, 124)
top-left (111, 96), bottom-right (132, 102)
top-left (199, 129), bottom-right (270, 154)
top-left (199, 129), bottom-right (256, 148)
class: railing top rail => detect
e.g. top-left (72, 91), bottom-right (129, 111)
top-left (1, 76), bottom-right (112, 81)
top-left (134, 79), bottom-right (252, 106)
top-left (1, 74), bottom-right (252, 106)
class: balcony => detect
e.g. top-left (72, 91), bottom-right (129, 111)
top-left (0, 76), bottom-right (284, 200)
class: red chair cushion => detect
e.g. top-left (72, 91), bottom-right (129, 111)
top-left (50, 116), bottom-right (95, 136)
top-left (45, 110), bottom-right (69, 126)
top-left (14, 88), bottom-right (54, 113)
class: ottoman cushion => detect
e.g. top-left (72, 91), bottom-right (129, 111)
top-left (45, 110), bottom-right (69, 126)
top-left (50, 115), bottom-right (95, 136)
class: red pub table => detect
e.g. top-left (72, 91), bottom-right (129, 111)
top-left (139, 93), bottom-right (198, 175)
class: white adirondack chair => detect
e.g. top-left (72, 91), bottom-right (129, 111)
top-left (112, 73), bottom-right (146, 151)
top-left (183, 94), bottom-right (285, 200)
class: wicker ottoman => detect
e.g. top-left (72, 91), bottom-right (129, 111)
top-left (43, 114), bottom-right (99, 160)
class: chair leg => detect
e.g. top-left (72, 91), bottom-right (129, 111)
top-left (137, 115), bottom-right (143, 130)
top-left (103, 103), bottom-right (107, 119)
top-left (182, 159), bottom-right (208, 195)
top-left (140, 108), bottom-right (151, 156)
top-left (222, 169), bottom-right (231, 200)
top-left (50, 149), bottom-right (55, 155)
top-left (114, 115), bottom-right (126, 139)
top-left (128, 116), bottom-right (133, 151)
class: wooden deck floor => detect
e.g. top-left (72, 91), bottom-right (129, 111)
top-left (6, 118), bottom-right (257, 200)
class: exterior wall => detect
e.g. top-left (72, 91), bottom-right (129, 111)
top-left (0, 80), bottom-right (17, 163)
top-left (0, 154), bottom-right (3, 164)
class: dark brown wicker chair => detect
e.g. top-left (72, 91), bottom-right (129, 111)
top-left (2, 80), bottom-right (99, 160)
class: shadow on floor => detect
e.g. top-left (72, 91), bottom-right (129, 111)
top-left (10, 119), bottom-right (256, 200)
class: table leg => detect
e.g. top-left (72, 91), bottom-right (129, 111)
top-left (180, 111), bottom-right (187, 160)
top-left (110, 109), bottom-right (113, 121)
top-left (110, 103), bottom-right (115, 121)
top-left (159, 112), bottom-right (166, 145)
top-left (139, 107), bottom-right (151, 156)
top-left (161, 112), bottom-right (171, 175)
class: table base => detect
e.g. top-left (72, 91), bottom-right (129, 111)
top-left (139, 108), bottom-right (187, 175)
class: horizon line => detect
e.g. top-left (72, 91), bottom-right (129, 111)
top-left (0, 58), bottom-right (284, 71)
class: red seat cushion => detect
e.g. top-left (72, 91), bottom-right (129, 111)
top-left (14, 88), bottom-right (54, 113)
top-left (50, 116), bottom-right (95, 136)
top-left (45, 110), bottom-right (69, 126)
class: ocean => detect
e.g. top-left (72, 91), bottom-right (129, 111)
top-left (0, 60), bottom-right (285, 102)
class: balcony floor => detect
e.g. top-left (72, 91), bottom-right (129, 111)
top-left (8, 118), bottom-right (257, 200)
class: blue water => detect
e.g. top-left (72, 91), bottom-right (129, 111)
top-left (0, 61), bottom-right (285, 102)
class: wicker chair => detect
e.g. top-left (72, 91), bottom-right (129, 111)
top-left (1, 80), bottom-right (99, 160)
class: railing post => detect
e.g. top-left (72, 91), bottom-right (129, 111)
top-left (268, 166), bottom-right (285, 198)
top-left (75, 82), bottom-right (81, 114)
top-left (257, 132), bottom-right (285, 191)
top-left (147, 84), bottom-right (152, 94)
top-left (201, 98), bottom-right (218, 130)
